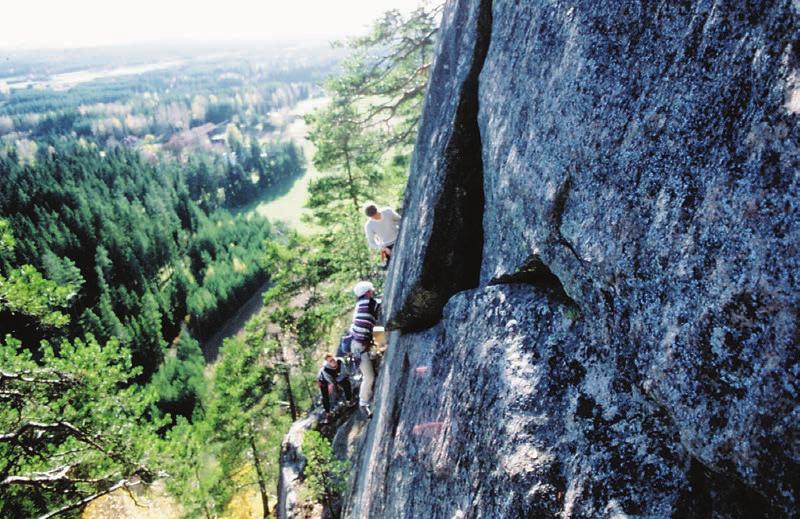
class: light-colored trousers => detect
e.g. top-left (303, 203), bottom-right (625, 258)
top-left (352, 340), bottom-right (375, 406)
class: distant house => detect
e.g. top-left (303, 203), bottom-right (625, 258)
top-left (122, 135), bottom-right (140, 147)
top-left (222, 151), bottom-right (237, 166)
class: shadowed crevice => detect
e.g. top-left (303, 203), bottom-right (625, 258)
top-left (388, 0), bottom-right (494, 333)
top-left (676, 456), bottom-right (775, 518)
top-left (551, 174), bottom-right (584, 265)
top-left (489, 253), bottom-right (577, 308)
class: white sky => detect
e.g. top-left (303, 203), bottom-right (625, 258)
top-left (0, 0), bottom-right (425, 49)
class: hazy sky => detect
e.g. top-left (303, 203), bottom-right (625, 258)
top-left (0, 0), bottom-right (425, 49)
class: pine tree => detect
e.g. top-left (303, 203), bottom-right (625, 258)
top-left (302, 430), bottom-right (350, 511)
top-left (150, 330), bottom-right (206, 424)
top-left (128, 292), bottom-right (166, 379)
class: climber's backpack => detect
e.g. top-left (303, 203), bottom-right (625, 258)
top-left (337, 331), bottom-right (354, 357)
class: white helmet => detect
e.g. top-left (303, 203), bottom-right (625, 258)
top-left (353, 281), bottom-right (375, 297)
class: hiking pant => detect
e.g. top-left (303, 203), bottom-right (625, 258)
top-left (381, 243), bottom-right (395, 269)
top-left (318, 378), bottom-right (353, 413)
top-left (352, 340), bottom-right (375, 407)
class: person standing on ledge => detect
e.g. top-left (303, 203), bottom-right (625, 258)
top-left (317, 354), bottom-right (355, 421)
top-left (364, 203), bottom-right (401, 268)
top-left (350, 280), bottom-right (380, 418)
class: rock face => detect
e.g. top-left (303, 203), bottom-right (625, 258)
top-left (348, 0), bottom-right (799, 517)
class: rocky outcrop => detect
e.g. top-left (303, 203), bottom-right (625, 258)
top-left (348, 0), bottom-right (799, 517)
top-left (277, 396), bottom-right (365, 518)
top-left (278, 414), bottom-right (316, 519)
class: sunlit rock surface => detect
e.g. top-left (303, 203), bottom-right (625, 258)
top-left (278, 415), bottom-right (315, 519)
top-left (345, 0), bottom-right (799, 517)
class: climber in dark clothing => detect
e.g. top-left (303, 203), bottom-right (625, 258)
top-left (317, 354), bottom-right (354, 417)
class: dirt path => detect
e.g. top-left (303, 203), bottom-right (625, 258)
top-left (200, 281), bottom-right (271, 364)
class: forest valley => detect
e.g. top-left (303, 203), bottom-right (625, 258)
top-left (0, 4), bottom-right (442, 518)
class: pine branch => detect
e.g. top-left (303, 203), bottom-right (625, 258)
top-left (0, 421), bottom-right (148, 475)
top-left (354, 31), bottom-right (437, 92)
top-left (37, 477), bottom-right (135, 519)
top-left (359, 83), bottom-right (427, 127)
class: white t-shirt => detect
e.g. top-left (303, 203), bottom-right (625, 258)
top-left (365, 208), bottom-right (401, 250)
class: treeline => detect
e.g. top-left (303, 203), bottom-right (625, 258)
top-left (0, 50), bottom-right (328, 176)
top-left (185, 210), bottom-right (271, 338)
top-left (0, 43), bottom-right (340, 85)
top-left (0, 41), bottom-right (323, 518)
top-left (0, 79), bottom-right (312, 139)
top-left (0, 137), bottom-right (293, 377)
top-left (185, 137), bottom-right (305, 209)
top-left (0, 128), bottom-right (304, 516)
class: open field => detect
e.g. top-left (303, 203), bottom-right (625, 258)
top-left (237, 96), bottom-right (329, 233)
top-left (5, 60), bottom-right (186, 91)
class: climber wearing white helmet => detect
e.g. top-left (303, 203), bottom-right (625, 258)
top-left (350, 280), bottom-right (379, 417)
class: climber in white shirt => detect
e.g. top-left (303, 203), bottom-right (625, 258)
top-left (364, 203), bottom-right (401, 268)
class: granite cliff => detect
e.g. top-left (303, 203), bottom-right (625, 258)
top-left (296, 1), bottom-right (800, 517)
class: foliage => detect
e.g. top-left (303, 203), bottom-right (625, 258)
top-left (206, 335), bottom-right (276, 440)
top-left (266, 4), bottom-right (443, 362)
top-left (329, 4), bottom-right (443, 148)
top-left (0, 43), bottom-right (337, 519)
top-left (207, 333), bottom-right (279, 515)
top-left (160, 417), bottom-right (221, 519)
top-left (186, 211), bottom-right (272, 339)
top-left (0, 335), bottom-right (159, 518)
top-left (0, 219), bottom-right (13, 253)
top-left (150, 331), bottom-right (207, 426)
top-left (0, 139), bottom-right (281, 376)
top-left (301, 430), bottom-right (349, 506)
top-left (306, 98), bottom-right (381, 213)
top-left (159, 319), bottom-right (318, 518)
top-left (0, 5), bottom-right (442, 516)
top-left (0, 46), bottom-right (331, 144)
top-left (184, 140), bottom-right (305, 210)
top-left (0, 264), bottom-right (74, 329)
top-left (304, 2), bottom-right (441, 265)
top-left (563, 305), bottom-right (582, 322)
top-left (0, 224), bottom-right (158, 516)
top-left (261, 236), bottom-right (344, 357)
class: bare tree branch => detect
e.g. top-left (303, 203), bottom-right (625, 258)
top-left (2, 463), bottom-right (82, 486)
top-left (123, 485), bottom-right (147, 509)
top-left (0, 421), bottom-right (102, 452)
top-left (0, 420), bottom-right (146, 475)
top-left (0, 369), bottom-right (77, 386)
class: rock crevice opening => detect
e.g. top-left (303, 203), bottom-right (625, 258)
top-left (488, 253), bottom-right (577, 308)
top-left (386, 0), bottom-right (493, 333)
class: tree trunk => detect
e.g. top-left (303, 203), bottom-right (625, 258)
top-left (319, 472), bottom-right (334, 516)
top-left (249, 432), bottom-right (271, 518)
top-left (343, 145), bottom-right (359, 211)
top-left (283, 369), bottom-right (298, 421)
top-left (304, 374), bottom-right (315, 404)
top-left (195, 465), bottom-right (213, 519)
